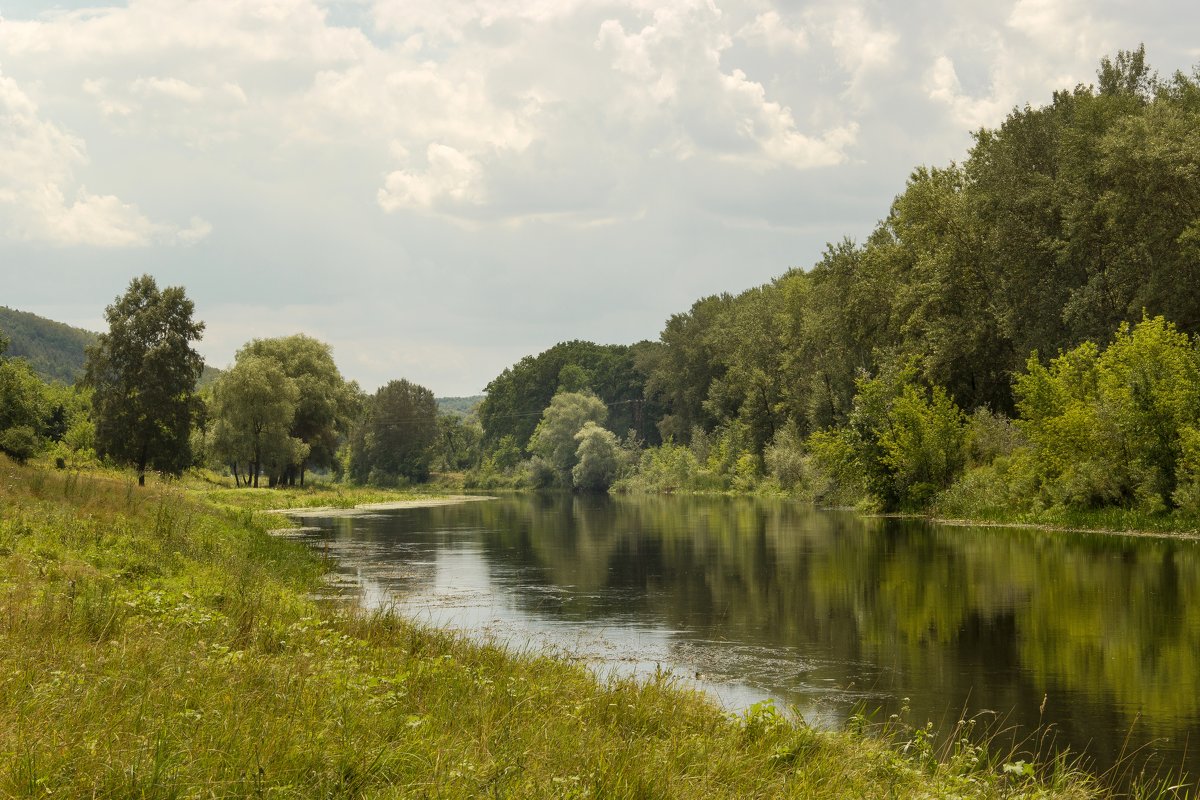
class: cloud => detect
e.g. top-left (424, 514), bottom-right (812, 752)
top-left (595, 4), bottom-right (856, 170)
top-left (925, 54), bottom-right (1016, 131)
top-left (737, 11), bottom-right (807, 53)
top-left (1007, 0), bottom-right (1113, 63)
top-left (378, 144), bottom-right (485, 212)
top-left (0, 68), bottom-right (208, 247)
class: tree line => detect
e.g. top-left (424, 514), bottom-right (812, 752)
top-left (0, 275), bottom-right (477, 488)
top-left (466, 47), bottom-right (1200, 518)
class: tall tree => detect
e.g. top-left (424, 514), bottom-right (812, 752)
top-left (210, 355), bottom-right (304, 488)
top-left (238, 334), bottom-right (352, 485)
top-left (528, 390), bottom-right (608, 485)
top-left (84, 275), bottom-right (204, 485)
top-left (348, 378), bottom-right (438, 484)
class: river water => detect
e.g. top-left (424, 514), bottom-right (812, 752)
top-left (290, 493), bottom-right (1200, 783)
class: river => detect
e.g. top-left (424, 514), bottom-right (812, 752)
top-left (288, 493), bottom-right (1200, 784)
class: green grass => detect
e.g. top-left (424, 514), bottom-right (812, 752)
top-left (0, 457), bottom-right (1169, 798)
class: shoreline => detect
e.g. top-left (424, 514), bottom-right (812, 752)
top-left (926, 514), bottom-right (1200, 540)
top-left (262, 494), bottom-right (496, 517)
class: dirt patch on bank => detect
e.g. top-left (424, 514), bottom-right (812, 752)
top-left (264, 495), bottom-right (496, 518)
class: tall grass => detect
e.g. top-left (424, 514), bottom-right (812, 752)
top-left (0, 457), bottom-right (1175, 797)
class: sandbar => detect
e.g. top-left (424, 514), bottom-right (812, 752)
top-left (264, 495), bottom-right (495, 518)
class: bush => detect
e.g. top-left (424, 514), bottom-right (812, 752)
top-left (764, 421), bottom-right (807, 491)
top-left (572, 422), bottom-right (620, 491)
top-left (878, 385), bottom-right (969, 510)
top-left (807, 361), bottom-right (968, 511)
top-left (1015, 316), bottom-right (1200, 511)
top-left (1172, 426), bottom-right (1200, 514)
top-left (0, 425), bottom-right (39, 463)
top-left (806, 427), bottom-right (869, 507)
top-left (965, 408), bottom-right (1024, 467)
top-left (614, 441), bottom-right (704, 493)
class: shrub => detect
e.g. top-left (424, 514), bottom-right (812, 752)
top-left (0, 425), bottom-right (39, 464)
top-left (572, 422), bottom-right (621, 491)
top-left (1015, 316), bottom-right (1200, 511)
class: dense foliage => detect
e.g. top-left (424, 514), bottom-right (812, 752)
top-left (0, 305), bottom-right (97, 384)
top-left (347, 378), bottom-right (440, 485)
top-left (236, 335), bottom-right (355, 483)
top-left (208, 354), bottom-right (305, 488)
top-left (83, 275), bottom-right (205, 486)
top-left (479, 340), bottom-right (664, 453)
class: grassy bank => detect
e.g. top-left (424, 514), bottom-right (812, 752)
top-left (0, 459), bottom-right (1142, 798)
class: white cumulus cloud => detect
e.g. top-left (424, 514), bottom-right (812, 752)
top-left (0, 67), bottom-right (208, 247)
top-left (378, 144), bottom-right (486, 212)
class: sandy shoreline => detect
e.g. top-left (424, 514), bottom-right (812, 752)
top-left (264, 494), bottom-right (496, 518)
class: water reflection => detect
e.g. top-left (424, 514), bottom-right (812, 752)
top-left (297, 494), bottom-right (1200, 780)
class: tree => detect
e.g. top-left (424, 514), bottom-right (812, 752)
top-left (572, 421), bottom-right (621, 491)
top-left (210, 355), bottom-right (305, 487)
top-left (0, 355), bottom-right (50, 464)
top-left (809, 359), bottom-right (969, 511)
top-left (238, 334), bottom-right (352, 485)
top-left (84, 275), bottom-right (204, 485)
top-left (1015, 316), bottom-right (1200, 510)
top-left (528, 391), bottom-right (608, 485)
top-left (642, 295), bottom-right (732, 443)
top-left (348, 379), bottom-right (438, 485)
top-left (433, 413), bottom-right (483, 471)
top-left (480, 340), bottom-right (660, 453)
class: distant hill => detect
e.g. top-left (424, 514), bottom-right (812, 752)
top-left (0, 306), bottom-right (96, 384)
top-left (0, 306), bottom-right (221, 387)
top-left (436, 395), bottom-right (484, 418)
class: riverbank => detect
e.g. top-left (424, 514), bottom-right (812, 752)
top-left (0, 458), bottom-right (1136, 797)
top-left (263, 494), bottom-right (496, 518)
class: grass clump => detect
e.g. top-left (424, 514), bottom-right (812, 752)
top-left (0, 457), bottom-right (1136, 798)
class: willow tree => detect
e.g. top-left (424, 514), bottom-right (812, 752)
top-left (238, 334), bottom-right (352, 485)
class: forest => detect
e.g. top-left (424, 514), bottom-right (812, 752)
top-left (3, 48), bottom-right (1200, 528)
top-left (468, 47), bottom-right (1200, 526)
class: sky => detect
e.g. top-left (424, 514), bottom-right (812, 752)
top-left (1, 0), bottom-right (1197, 396)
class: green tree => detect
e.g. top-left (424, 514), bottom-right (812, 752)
top-left (0, 356), bottom-right (51, 463)
top-left (481, 340), bottom-right (660, 453)
top-left (642, 295), bottom-right (732, 443)
top-left (348, 379), bottom-right (438, 485)
top-left (433, 413), bottom-right (483, 472)
top-left (528, 391), bottom-right (608, 486)
top-left (238, 334), bottom-right (353, 485)
top-left (572, 422), bottom-right (621, 491)
top-left (809, 360), bottom-right (969, 511)
top-left (84, 275), bottom-right (205, 485)
top-left (210, 355), bottom-right (305, 488)
top-left (1015, 316), bottom-right (1200, 510)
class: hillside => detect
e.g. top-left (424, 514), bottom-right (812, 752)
top-left (436, 395), bottom-right (484, 418)
top-left (0, 306), bottom-right (220, 386)
top-left (0, 306), bottom-right (96, 384)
